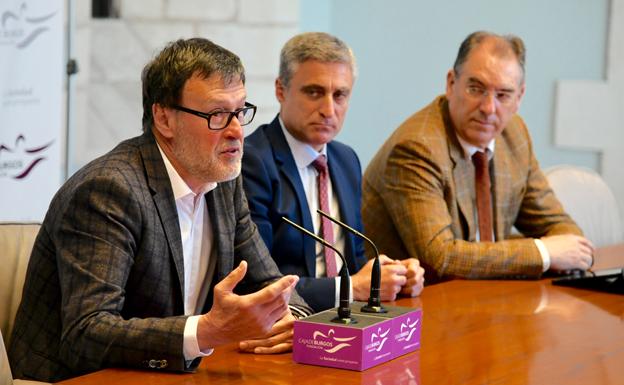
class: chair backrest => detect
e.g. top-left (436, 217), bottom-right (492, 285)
top-left (0, 223), bottom-right (41, 345)
top-left (545, 165), bottom-right (623, 248)
top-left (1, 329), bottom-right (14, 385)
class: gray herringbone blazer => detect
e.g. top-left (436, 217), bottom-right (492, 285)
top-left (9, 130), bottom-right (311, 382)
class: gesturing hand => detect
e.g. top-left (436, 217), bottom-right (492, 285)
top-left (197, 261), bottom-right (299, 350)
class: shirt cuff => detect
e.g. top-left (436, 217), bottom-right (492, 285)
top-left (333, 277), bottom-right (354, 308)
top-left (534, 238), bottom-right (550, 272)
top-left (183, 315), bottom-right (214, 361)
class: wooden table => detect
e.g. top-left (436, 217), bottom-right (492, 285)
top-left (58, 245), bottom-right (624, 385)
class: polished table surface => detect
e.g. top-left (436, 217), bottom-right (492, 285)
top-left (58, 245), bottom-right (624, 385)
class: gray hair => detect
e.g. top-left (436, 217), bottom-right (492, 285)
top-left (278, 32), bottom-right (357, 87)
top-left (453, 31), bottom-right (526, 82)
top-left (141, 38), bottom-right (245, 132)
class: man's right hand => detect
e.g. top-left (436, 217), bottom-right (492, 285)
top-left (541, 234), bottom-right (595, 271)
top-left (351, 255), bottom-right (407, 301)
top-left (196, 261), bottom-right (299, 350)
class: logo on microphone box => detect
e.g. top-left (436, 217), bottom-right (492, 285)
top-left (297, 328), bottom-right (357, 354)
top-left (364, 326), bottom-right (390, 353)
top-left (396, 317), bottom-right (419, 343)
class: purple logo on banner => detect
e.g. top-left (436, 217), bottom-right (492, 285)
top-left (1, 2), bottom-right (58, 49)
top-left (0, 134), bottom-right (54, 179)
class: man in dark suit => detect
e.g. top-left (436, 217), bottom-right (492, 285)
top-left (242, 32), bottom-right (424, 312)
top-left (9, 38), bottom-right (312, 382)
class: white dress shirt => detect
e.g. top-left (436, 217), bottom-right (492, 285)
top-left (455, 135), bottom-right (550, 272)
top-left (280, 118), bottom-right (351, 306)
top-left (157, 144), bottom-right (217, 361)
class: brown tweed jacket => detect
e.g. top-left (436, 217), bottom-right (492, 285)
top-left (8, 130), bottom-right (311, 382)
top-left (362, 96), bottom-right (581, 283)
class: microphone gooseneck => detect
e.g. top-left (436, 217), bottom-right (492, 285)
top-left (281, 216), bottom-right (354, 324)
top-left (317, 209), bottom-right (387, 313)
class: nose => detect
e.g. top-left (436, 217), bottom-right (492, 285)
top-left (318, 94), bottom-right (336, 118)
top-left (479, 92), bottom-right (496, 116)
top-left (223, 115), bottom-right (244, 140)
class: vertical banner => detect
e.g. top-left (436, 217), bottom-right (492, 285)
top-left (0, 0), bottom-right (64, 221)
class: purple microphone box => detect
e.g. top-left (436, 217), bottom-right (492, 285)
top-left (293, 303), bottom-right (422, 371)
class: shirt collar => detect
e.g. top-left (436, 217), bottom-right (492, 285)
top-left (279, 115), bottom-right (327, 169)
top-left (156, 142), bottom-right (217, 200)
top-left (455, 133), bottom-right (495, 160)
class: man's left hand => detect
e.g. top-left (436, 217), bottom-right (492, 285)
top-left (238, 312), bottom-right (295, 354)
top-left (399, 258), bottom-right (425, 297)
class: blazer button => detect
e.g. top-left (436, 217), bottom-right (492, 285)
top-left (148, 359), bottom-right (168, 369)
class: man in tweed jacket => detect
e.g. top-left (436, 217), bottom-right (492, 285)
top-left (362, 31), bottom-right (594, 284)
top-left (9, 38), bottom-right (312, 382)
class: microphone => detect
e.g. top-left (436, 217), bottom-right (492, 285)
top-left (282, 216), bottom-right (355, 324)
top-left (316, 209), bottom-right (387, 314)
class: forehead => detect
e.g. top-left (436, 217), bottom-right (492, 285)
top-left (291, 60), bottom-right (353, 87)
top-left (181, 73), bottom-right (246, 105)
top-left (459, 43), bottom-right (523, 87)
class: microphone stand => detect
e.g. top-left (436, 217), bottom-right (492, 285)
top-left (317, 209), bottom-right (387, 314)
top-left (282, 216), bottom-right (355, 324)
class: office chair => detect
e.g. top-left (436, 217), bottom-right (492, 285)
top-left (545, 165), bottom-right (623, 248)
top-left (0, 223), bottom-right (40, 344)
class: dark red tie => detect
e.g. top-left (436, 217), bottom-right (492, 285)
top-left (472, 151), bottom-right (493, 242)
top-left (312, 155), bottom-right (337, 277)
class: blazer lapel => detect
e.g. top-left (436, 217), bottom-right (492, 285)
top-left (446, 124), bottom-right (477, 241)
top-left (139, 131), bottom-right (186, 301)
top-left (492, 139), bottom-right (513, 241)
top-left (204, 188), bottom-right (233, 282)
top-left (266, 119), bottom-right (317, 276)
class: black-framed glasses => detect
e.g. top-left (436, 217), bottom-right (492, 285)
top-left (172, 102), bottom-right (257, 130)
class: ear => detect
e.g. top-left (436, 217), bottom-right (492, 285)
top-left (445, 69), bottom-right (456, 98)
top-left (152, 103), bottom-right (175, 139)
top-left (516, 82), bottom-right (526, 107)
top-left (275, 78), bottom-right (286, 103)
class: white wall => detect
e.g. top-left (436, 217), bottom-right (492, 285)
top-left (71, 0), bottom-right (611, 173)
top-left (70, 0), bottom-right (300, 174)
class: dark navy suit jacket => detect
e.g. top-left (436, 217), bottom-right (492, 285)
top-left (242, 116), bottom-right (367, 311)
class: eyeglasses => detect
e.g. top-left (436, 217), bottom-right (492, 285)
top-left (464, 84), bottom-right (517, 106)
top-left (172, 102), bottom-right (257, 130)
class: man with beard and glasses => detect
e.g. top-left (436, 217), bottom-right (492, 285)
top-left (362, 31), bottom-right (594, 284)
top-left (9, 38), bottom-right (312, 383)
